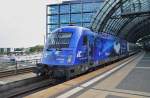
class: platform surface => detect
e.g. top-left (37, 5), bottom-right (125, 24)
top-left (56, 52), bottom-right (150, 98)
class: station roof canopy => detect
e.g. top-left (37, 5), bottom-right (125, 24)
top-left (90, 0), bottom-right (150, 43)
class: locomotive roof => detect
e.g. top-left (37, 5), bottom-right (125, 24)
top-left (53, 26), bottom-right (117, 40)
top-left (61, 26), bottom-right (91, 31)
top-left (52, 26), bottom-right (92, 34)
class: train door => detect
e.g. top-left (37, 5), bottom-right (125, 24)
top-left (83, 35), bottom-right (94, 65)
top-left (89, 36), bottom-right (94, 65)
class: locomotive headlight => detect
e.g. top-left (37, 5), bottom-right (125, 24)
top-left (67, 55), bottom-right (72, 63)
top-left (44, 53), bottom-right (48, 58)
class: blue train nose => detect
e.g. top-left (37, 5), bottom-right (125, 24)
top-left (41, 49), bottom-right (73, 66)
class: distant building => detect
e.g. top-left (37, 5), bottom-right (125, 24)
top-left (9, 48), bottom-right (26, 55)
top-left (0, 48), bottom-right (26, 55)
top-left (0, 48), bottom-right (14, 54)
top-left (46, 0), bottom-right (105, 35)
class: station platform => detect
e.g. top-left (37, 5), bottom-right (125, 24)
top-left (25, 52), bottom-right (150, 98)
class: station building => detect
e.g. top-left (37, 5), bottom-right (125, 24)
top-left (47, 0), bottom-right (105, 35)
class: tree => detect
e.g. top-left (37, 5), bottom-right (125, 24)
top-left (29, 45), bottom-right (44, 53)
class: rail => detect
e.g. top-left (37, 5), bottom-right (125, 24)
top-left (0, 77), bottom-right (59, 98)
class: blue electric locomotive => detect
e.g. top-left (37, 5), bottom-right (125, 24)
top-left (35, 26), bottom-right (136, 79)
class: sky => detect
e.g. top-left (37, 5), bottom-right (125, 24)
top-left (0, 0), bottom-right (46, 48)
top-left (0, 0), bottom-right (72, 48)
top-left (50, 0), bottom-right (72, 4)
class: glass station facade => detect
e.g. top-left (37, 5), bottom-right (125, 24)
top-left (47, 0), bottom-right (105, 34)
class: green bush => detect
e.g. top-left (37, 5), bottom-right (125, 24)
top-left (29, 45), bottom-right (44, 53)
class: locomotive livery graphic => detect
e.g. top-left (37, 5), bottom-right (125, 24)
top-left (114, 41), bottom-right (121, 54)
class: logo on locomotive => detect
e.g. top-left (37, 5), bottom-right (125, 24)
top-left (113, 41), bottom-right (121, 54)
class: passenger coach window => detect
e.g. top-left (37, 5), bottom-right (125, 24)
top-left (83, 36), bottom-right (88, 45)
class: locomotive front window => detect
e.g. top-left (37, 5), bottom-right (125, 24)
top-left (47, 32), bottom-right (72, 49)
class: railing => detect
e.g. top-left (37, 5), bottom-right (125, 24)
top-left (0, 59), bottom-right (41, 72)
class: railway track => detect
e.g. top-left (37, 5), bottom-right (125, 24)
top-left (0, 76), bottom-right (62, 98)
top-left (0, 67), bottom-right (35, 78)
top-left (0, 53), bottom-right (139, 98)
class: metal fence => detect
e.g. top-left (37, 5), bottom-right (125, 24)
top-left (0, 59), bottom-right (41, 72)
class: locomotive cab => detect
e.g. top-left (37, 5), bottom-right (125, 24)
top-left (42, 31), bottom-right (73, 66)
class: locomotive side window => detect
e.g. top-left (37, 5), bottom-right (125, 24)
top-left (83, 35), bottom-right (88, 45)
